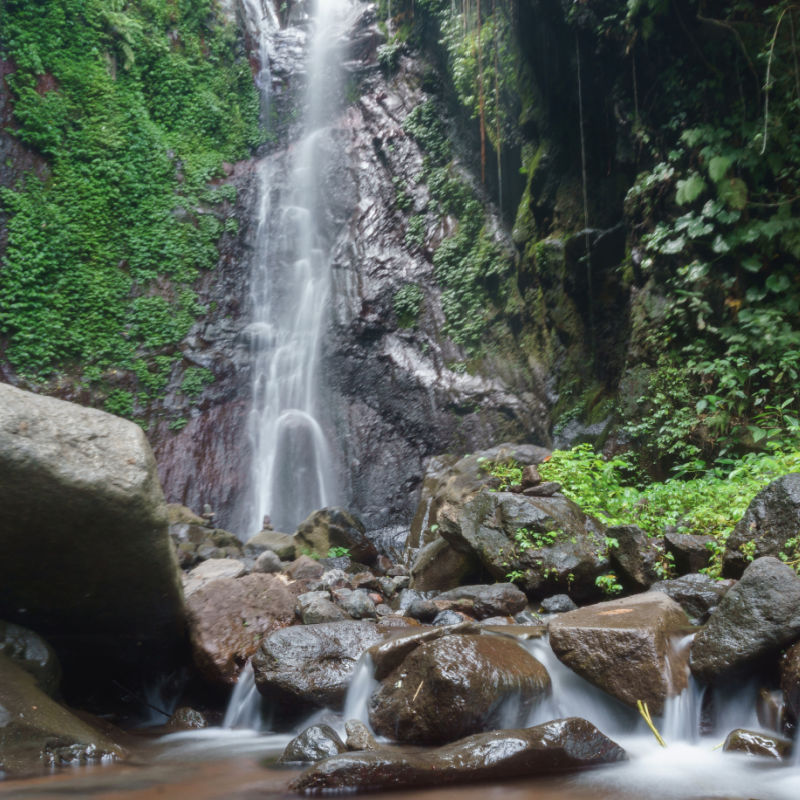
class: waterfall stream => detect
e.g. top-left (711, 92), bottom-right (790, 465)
top-left (237, 0), bottom-right (357, 537)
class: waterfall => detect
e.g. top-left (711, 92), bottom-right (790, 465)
top-left (237, 0), bottom-right (356, 537)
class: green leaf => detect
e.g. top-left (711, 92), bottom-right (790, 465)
top-left (766, 273), bottom-right (791, 293)
top-left (675, 173), bottom-right (707, 205)
top-left (741, 256), bottom-right (761, 273)
top-left (712, 234), bottom-right (731, 253)
top-left (708, 155), bottom-right (732, 183)
top-left (717, 177), bottom-right (748, 210)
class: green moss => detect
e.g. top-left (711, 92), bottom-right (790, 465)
top-left (393, 283), bottom-right (424, 328)
top-left (0, 0), bottom-right (261, 395)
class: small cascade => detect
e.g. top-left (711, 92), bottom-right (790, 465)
top-left (222, 661), bottom-right (267, 731)
top-left (239, 0), bottom-right (358, 536)
top-left (342, 653), bottom-right (379, 728)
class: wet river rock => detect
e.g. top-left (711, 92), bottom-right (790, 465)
top-left (722, 728), bottom-right (793, 761)
top-left (0, 653), bottom-right (123, 776)
top-left (290, 717), bottom-right (627, 793)
top-left (691, 557), bottom-right (800, 683)
top-left (185, 573), bottom-right (298, 686)
top-left (548, 593), bottom-right (691, 715)
top-left (780, 640), bottom-right (800, 721)
top-left (432, 583), bottom-right (528, 619)
top-left (253, 620), bottom-right (387, 715)
top-left (280, 724), bottom-right (347, 764)
top-left (368, 633), bottom-right (551, 745)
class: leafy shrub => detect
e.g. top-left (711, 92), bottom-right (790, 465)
top-left (393, 283), bottom-right (424, 328)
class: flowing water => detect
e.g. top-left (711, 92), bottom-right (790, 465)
top-left (236, 0), bottom-right (358, 537)
top-left (4, 633), bottom-right (800, 799)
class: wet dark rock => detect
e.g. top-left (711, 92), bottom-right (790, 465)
top-left (0, 621), bottom-right (61, 696)
top-left (722, 474), bottom-right (800, 578)
top-left (253, 621), bottom-right (387, 713)
top-left (284, 555), bottom-right (325, 581)
top-left (186, 573), bottom-right (297, 686)
top-left (540, 594), bottom-right (578, 614)
top-left (166, 707), bottom-right (209, 731)
top-left (522, 481), bottom-right (563, 497)
top-left (756, 688), bottom-right (786, 732)
top-left (245, 529), bottom-right (296, 560)
top-left (295, 508), bottom-right (378, 564)
top-left (291, 717), bottom-right (627, 793)
top-left (367, 622), bottom-right (481, 680)
top-left (0, 654), bottom-right (123, 776)
top-left (607, 525), bottom-right (662, 591)
top-left (311, 568), bottom-right (351, 591)
top-left (432, 609), bottom-right (470, 626)
top-left (368, 633), bottom-right (551, 744)
top-left (521, 464), bottom-right (542, 487)
top-left (255, 550), bottom-right (284, 573)
top-left (351, 571), bottom-right (382, 591)
top-left (434, 583), bottom-right (528, 619)
top-left (374, 603), bottom-right (394, 617)
top-left (409, 537), bottom-right (478, 591)
top-left (345, 719), bottom-right (379, 751)
top-left (691, 558), bottom-right (800, 683)
top-left (663, 531), bottom-right (714, 575)
top-left (280, 724), bottom-right (347, 764)
top-left (406, 597), bottom-right (439, 622)
top-left (386, 565), bottom-right (409, 577)
top-left (649, 573), bottom-right (733, 626)
top-left (297, 591), bottom-right (351, 624)
top-left (438, 489), bottom-right (609, 601)
top-left (549, 593), bottom-right (691, 715)
top-left (183, 558), bottom-right (247, 597)
top-left (334, 588), bottom-right (377, 620)
top-left (0, 383), bottom-right (186, 694)
top-left (780, 640), bottom-right (800, 721)
top-left (722, 728), bottom-right (792, 760)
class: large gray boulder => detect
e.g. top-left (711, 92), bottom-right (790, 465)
top-left (649, 573), bottom-right (733, 625)
top-left (437, 489), bottom-right (609, 601)
top-left (290, 718), bottom-right (626, 793)
top-left (722, 474), bottom-right (800, 577)
top-left (0, 654), bottom-right (122, 776)
top-left (0, 383), bottom-right (185, 693)
top-left (0, 620), bottom-right (61, 696)
top-left (691, 557), bottom-right (800, 682)
top-left (252, 621), bottom-right (387, 716)
top-left (548, 593), bottom-right (691, 714)
top-left (368, 633), bottom-right (551, 744)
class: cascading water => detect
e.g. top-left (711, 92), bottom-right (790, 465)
top-left (237, 0), bottom-right (357, 537)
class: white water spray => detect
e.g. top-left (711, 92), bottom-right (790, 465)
top-left (239, 0), bottom-right (357, 536)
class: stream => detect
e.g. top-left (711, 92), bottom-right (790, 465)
top-left (2, 636), bottom-right (799, 799)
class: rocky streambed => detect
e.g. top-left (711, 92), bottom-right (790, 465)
top-left (2, 384), bottom-right (800, 799)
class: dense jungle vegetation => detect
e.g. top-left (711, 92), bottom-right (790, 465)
top-left (0, 0), bottom-right (261, 418)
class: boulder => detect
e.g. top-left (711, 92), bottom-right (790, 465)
top-left (345, 719), bottom-right (379, 751)
top-left (540, 594), bottom-right (578, 614)
top-left (690, 557), bottom-right (800, 683)
top-left (722, 474), bottom-right (800, 577)
top-left (245, 529), bottom-right (296, 560)
top-left (437, 489), bottom-right (609, 601)
top-left (165, 707), bottom-right (210, 731)
top-left (280, 724), bottom-right (347, 764)
top-left (333, 588), bottom-right (377, 619)
top-left (296, 591), bottom-right (351, 624)
top-left (607, 525), bottom-right (662, 590)
top-left (548, 593), bottom-right (691, 714)
top-left (290, 717), bottom-right (626, 793)
top-left (649, 573), bottom-right (733, 625)
top-left (406, 444), bottom-right (551, 558)
top-left (663, 531), bottom-right (713, 575)
top-left (0, 384), bottom-right (186, 692)
top-left (295, 508), bottom-right (377, 564)
top-left (0, 621), bottom-right (61, 696)
top-left (185, 573), bottom-right (297, 686)
top-left (284, 555), bottom-right (325, 581)
top-left (368, 633), bottom-right (551, 744)
top-left (255, 550), bottom-right (284, 573)
top-left (409, 537), bottom-right (478, 591)
top-left (253, 621), bottom-right (387, 714)
top-left (780, 640), bottom-right (800, 721)
top-left (722, 728), bottom-right (792, 760)
top-left (433, 583), bottom-right (528, 619)
top-left (0, 654), bottom-right (122, 776)
top-left (183, 558), bottom-right (247, 597)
